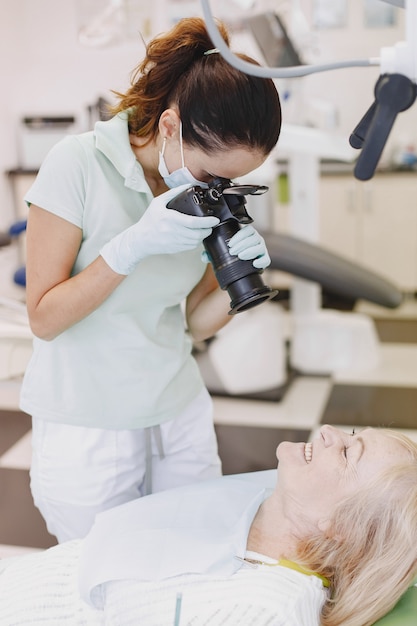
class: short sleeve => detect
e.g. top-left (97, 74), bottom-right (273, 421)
top-left (24, 135), bottom-right (89, 228)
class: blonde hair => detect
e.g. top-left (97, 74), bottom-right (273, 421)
top-left (296, 430), bottom-right (417, 626)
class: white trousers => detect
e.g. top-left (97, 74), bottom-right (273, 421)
top-left (30, 388), bottom-right (222, 543)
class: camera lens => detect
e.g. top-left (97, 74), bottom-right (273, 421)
top-left (203, 221), bottom-right (278, 314)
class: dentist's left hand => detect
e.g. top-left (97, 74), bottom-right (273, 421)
top-left (227, 225), bottom-right (271, 269)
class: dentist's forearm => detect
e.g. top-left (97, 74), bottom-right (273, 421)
top-left (27, 257), bottom-right (124, 341)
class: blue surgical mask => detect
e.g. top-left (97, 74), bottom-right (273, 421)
top-left (158, 122), bottom-right (208, 189)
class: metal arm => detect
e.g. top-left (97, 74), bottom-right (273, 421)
top-left (200, 0), bottom-right (417, 180)
top-left (199, 0), bottom-right (378, 78)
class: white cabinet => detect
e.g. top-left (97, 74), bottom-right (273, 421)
top-left (319, 172), bottom-right (417, 292)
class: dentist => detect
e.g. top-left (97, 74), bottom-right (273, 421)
top-left (20, 17), bottom-right (282, 542)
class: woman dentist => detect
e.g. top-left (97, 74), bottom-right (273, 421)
top-left (20, 16), bottom-right (282, 542)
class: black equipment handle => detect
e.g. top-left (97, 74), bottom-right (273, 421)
top-left (350, 73), bottom-right (417, 181)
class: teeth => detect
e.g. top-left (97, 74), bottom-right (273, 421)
top-left (305, 442), bottom-right (312, 463)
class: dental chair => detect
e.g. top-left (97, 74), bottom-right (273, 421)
top-left (375, 587), bottom-right (417, 625)
top-left (196, 229), bottom-right (402, 399)
top-left (6, 220), bottom-right (27, 287)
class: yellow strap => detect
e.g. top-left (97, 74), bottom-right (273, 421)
top-left (276, 558), bottom-right (330, 588)
top-left (243, 556), bottom-right (330, 588)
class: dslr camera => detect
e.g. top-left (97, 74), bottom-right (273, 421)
top-left (167, 177), bottom-right (277, 314)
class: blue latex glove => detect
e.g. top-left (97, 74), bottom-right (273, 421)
top-left (100, 184), bottom-right (220, 275)
top-left (227, 225), bottom-right (271, 269)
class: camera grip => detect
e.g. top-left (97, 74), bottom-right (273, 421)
top-left (166, 181), bottom-right (277, 313)
top-left (167, 187), bottom-right (216, 217)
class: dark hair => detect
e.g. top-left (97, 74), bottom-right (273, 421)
top-left (111, 17), bottom-right (281, 155)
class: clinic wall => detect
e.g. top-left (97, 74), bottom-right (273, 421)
top-left (0, 0), bottom-right (148, 230)
top-left (0, 0), bottom-right (202, 231)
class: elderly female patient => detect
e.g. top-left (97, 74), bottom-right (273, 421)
top-left (0, 425), bottom-right (416, 626)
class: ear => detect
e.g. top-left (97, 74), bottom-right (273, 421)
top-left (317, 518), bottom-right (331, 533)
top-left (317, 519), bottom-right (344, 543)
top-left (159, 109), bottom-right (181, 140)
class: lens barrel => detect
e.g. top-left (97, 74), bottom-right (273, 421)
top-left (203, 221), bottom-right (278, 314)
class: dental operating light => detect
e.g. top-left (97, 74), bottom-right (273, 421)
top-left (200, 0), bottom-right (417, 180)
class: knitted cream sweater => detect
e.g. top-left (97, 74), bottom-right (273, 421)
top-left (0, 540), bottom-right (326, 625)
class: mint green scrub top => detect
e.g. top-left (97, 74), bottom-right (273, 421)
top-left (20, 112), bottom-right (206, 429)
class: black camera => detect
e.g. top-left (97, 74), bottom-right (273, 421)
top-left (167, 177), bottom-right (277, 314)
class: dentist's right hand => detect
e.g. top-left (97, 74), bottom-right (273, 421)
top-left (100, 184), bottom-right (220, 275)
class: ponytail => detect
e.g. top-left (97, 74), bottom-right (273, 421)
top-left (111, 17), bottom-right (281, 155)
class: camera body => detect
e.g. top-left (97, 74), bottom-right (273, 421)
top-left (167, 177), bottom-right (277, 314)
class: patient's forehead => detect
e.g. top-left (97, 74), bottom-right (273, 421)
top-left (355, 428), bottom-right (411, 480)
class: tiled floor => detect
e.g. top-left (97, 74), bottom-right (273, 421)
top-left (0, 254), bottom-right (417, 557)
top-left (0, 408), bottom-right (56, 557)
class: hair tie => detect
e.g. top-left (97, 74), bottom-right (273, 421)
top-left (204, 48), bottom-right (220, 56)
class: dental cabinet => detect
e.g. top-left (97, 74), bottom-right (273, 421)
top-left (318, 171), bottom-right (417, 293)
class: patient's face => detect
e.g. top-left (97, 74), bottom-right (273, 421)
top-left (276, 425), bottom-right (408, 528)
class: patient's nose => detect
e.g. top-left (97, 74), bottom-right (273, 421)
top-left (319, 424), bottom-right (341, 447)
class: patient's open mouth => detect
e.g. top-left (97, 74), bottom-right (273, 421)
top-left (304, 442), bottom-right (312, 463)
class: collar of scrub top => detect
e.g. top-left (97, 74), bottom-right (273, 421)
top-left (94, 108), bottom-right (153, 195)
top-left (79, 477), bottom-right (269, 608)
